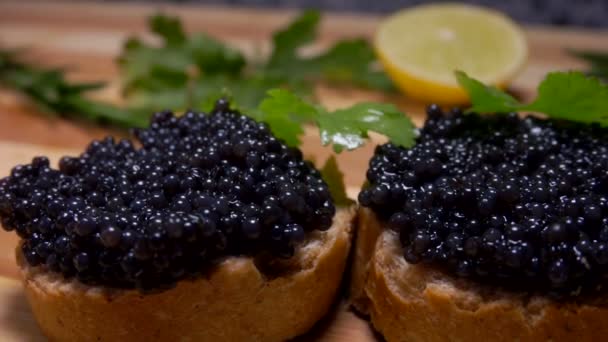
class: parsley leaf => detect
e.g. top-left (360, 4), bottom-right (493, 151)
top-left (266, 10), bottom-right (320, 69)
top-left (253, 89), bottom-right (320, 146)
top-left (310, 40), bottom-right (394, 91)
top-left (119, 11), bottom-right (393, 113)
top-left (456, 70), bottom-right (608, 125)
top-left (526, 72), bottom-right (608, 123)
top-left (2, 11), bottom-right (395, 133)
top-left (454, 70), bottom-right (520, 113)
top-left (118, 14), bottom-right (245, 96)
top-left (570, 49), bottom-right (608, 81)
top-left (320, 155), bottom-right (354, 206)
top-left (193, 74), bottom-right (312, 112)
top-left (257, 89), bottom-right (319, 123)
top-left (118, 38), bottom-right (189, 95)
top-left (0, 50), bottom-right (148, 128)
top-left (150, 14), bottom-right (186, 46)
top-left (264, 11), bottom-right (394, 91)
top-left (318, 102), bottom-right (416, 152)
top-left (254, 89), bottom-right (416, 152)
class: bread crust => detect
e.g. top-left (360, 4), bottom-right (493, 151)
top-left (351, 208), bottom-right (608, 342)
top-left (19, 208), bottom-right (355, 342)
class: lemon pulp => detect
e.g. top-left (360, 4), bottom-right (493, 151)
top-left (375, 3), bottom-right (528, 104)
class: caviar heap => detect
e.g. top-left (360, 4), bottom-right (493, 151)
top-left (360, 105), bottom-right (608, 293)
top-left (0, 100), bottom-right (335, 290)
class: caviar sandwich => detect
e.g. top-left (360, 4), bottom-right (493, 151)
top-left (351, 72), bottom-right (608, 341)
top-left (0, 90), bottom-right (414, 341)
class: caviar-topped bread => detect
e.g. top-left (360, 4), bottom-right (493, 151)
top-left (352, 105), bottom-right (608, 341)
top-left (0, 100), bottom-right (354, 342)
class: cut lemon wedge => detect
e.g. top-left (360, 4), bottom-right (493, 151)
top-left (375, 3), bottom-right (528, 104)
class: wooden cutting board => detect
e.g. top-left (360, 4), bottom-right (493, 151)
top-left (0, 1), bottom-right (607, 340)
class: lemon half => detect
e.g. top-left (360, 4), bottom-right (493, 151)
top-left (375, 3), bottom-right (528, 104)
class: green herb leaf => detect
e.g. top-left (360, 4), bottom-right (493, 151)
top-left (318, 102), bottom-right (416, 152)
top-left (301, 39), bottom-right (394, 91)
top-left (267, 10), bottom-right (320, 68)
top-left (258, 89), bottom-right (319, 122)
top-left (119, 12), bottom-right (393, 114)
top-left (118, 13), bottom-right (246, 97)
top-left (117, 38), bottom-right (190, 95)
top-left (187, 35), bottom-right (246, 75)
top-left (454, 70), bottom-right (520, 113)
top-left (254, 88), bottom-right (319, 146)
top-left (320, 156), bottom-right (354, 206)
top-left (3, 11), bottom-right (395, 132)
top-left (570, 49), bottom-right (608, 81)
top-left (264, 12), bottom-right (394, 92)
top-left (150, 14), bottom-right (186, 46)
top-left (526, 72), bottom-right (608, 123)
top-left (456, 70), bottom-right (608, 125)
top-left (253, 89), bottom-right (416, 152)
top-left (125, 11), bottom-right (391, 110)
top-left (191, 75), bottom-right (311, 112)
top-left (0, 50), bottom-right (148, 128)
top-left (66, 97), bottom-right (149, 127)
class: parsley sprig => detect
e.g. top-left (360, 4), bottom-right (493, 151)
top-left (253, 89), bottom-right (415, 152)
top-left (570, 49), bottom-right (608, 81)
top-left (0, 50), bottom-right (148, 128)
top-left (119, 11), bottom-right (394, 113)
top-left (0, 50), bottom-right (415, 153)
top-left (456, 70), bottom-right (608, 125)
top-left (0, 10), bottom-right (394, 128)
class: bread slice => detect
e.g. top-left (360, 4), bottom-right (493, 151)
top-left (18, 207), bottom-right (355, 342)
top-left (351, 208), bottom-right (608, 342)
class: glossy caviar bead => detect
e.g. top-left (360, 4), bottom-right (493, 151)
top-left (0, 100), bottom-right (335, 291)
top-left (361, 106), bottom-right (608, 294)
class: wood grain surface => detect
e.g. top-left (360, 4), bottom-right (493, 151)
top-left (0, 1), bottom-right (607, 340)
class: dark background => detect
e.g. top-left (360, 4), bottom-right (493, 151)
top-left (115, 0), bottom-right (608, 28)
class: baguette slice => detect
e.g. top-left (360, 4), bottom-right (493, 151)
top-left (351, 208), bottom-right (608, 342)
top-left (18, 208), bottom-right (355, 342)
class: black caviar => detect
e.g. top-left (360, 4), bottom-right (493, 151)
top-left (0, 100), bottom-right (335, 291)
top-left (360, 105), bottom-right (608, 294)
